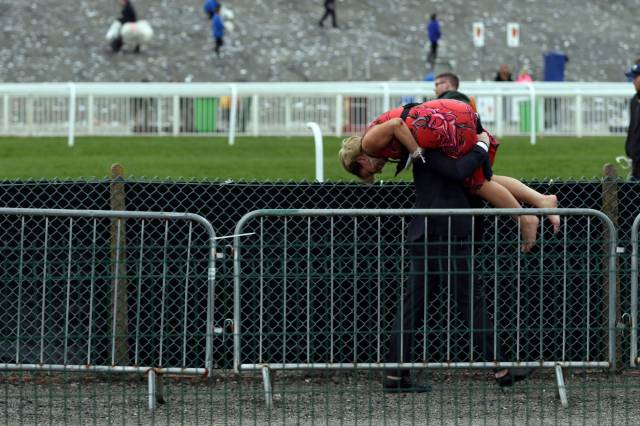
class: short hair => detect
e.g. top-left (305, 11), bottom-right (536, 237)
top-left (338, 136), bottom-right (364, 179)
top-left (431, 13), bottom-right (437, 20)
top-left (436, 72), bottom-right (459, 89)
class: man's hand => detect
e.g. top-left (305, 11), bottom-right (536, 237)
top-left (411, 146), bottom-right (426, 163)
top-left (476, 132), bottom-right (490, 150)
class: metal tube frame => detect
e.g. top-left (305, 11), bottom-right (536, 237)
top-left (630, 214), bottom-right (640, 366)
top-left (0, 208), bottom-right (218, 378)
top-left (233, 208), bottom-right (617, 374)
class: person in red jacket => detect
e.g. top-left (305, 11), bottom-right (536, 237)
top-left (338, 99), bottom-right (559, 251)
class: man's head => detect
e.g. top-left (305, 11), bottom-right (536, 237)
top-left (338, 136), bottom-right (386, 183)
top-left (118, 0), bottom-right (129, 5)
top-left (434, 72), bottom-right (459, 97)
top-left (430, 13), bottom-right (437, 21)
top-left (627, 64), bottom-right (640, 92)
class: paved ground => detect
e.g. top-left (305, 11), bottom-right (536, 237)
top-left (0, 369), bottom-right (639, 425)
top-left (0, 0), bottom-right (638, 83)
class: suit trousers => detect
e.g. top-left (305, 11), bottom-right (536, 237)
top-left (385, 236), bottom-right (503, 377)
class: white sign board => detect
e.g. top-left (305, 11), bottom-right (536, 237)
top-left (507, 22), bottom-right (520, 47)
top-left (472, 22), bottom-right (485, 48)
top-left (476, 96), bottom-right (495, 122)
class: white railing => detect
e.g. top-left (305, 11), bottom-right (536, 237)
top-left (0, 82), bottom-right (632, 145)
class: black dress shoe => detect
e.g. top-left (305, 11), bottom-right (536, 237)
top-left (495, 367), bottom-right (536, 387)
top-left (383, 376), bottom-right (431, 393)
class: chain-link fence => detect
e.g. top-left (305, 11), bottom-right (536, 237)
top-left (0, 208), bottom-right (218, 410)
top-left (0, 178), bottom-right (639, 423)
top-left (232, 208), bottom-right (617, 408)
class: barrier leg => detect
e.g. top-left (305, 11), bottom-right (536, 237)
top-left (555, 364), bottom-right (568, 408)
top-left (148, 370), bottom-right (157, 411)
top-left (157, 372), bottom-right (165, 405)
top-left (262, 366), bottom-right (273, 409)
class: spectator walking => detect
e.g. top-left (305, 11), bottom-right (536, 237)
top-left (211, 5), bottom-right (225, 56)
top-left (204, 0), bottom-right (221, 19)
top-left (625, 64), bottom-right (640, 179)
top-left (426, 14), bottom-right (441, 68)
top-left (318, 0), bottom-right (338, 28)
top-left (494, 64), bottom-right (513, 82)
top-left (111, 0), bottom-right (139, 53)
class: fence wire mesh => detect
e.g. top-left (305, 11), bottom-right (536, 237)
top-left (0, 209), bottom-right (216, 374)
top-left (0, 178), bottom-right (638, 424)
top-left (233, 210), bottom-right (614, 372)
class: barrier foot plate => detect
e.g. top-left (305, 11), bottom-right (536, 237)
top-left (148, 370), bottom-right (157, 411)
top-left (262, 366), bottom-right (273, 409)
top-left (555, 364), bottom-right (568, 408)
top-left (148, 370), bottom-right (165, 411)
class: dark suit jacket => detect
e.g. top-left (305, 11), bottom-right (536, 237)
top-left (118, 2), bottom-right (138, 24)
top-left (626, 93), bottom-right (640, 160)
top-left (407, 146), bottom-right (489, 241)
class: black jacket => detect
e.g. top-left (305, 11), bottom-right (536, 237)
top-left (407, 146), bottom-right (490, 241)
top-left (118, 2), bottom-right (138, 24)
top-left (626, 93), bottom-right (640, 160)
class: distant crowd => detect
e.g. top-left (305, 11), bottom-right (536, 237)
top-left (106, 0), bottom-right (232, 57)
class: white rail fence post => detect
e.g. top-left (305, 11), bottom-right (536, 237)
top-left (527, 82), bottom-right (537, 145)
top-left (335, 94), bottom-right (343, 137)
top-left (228, 84), bottom-right (238, 146)
top-left (307, 122), bottom-right (324, 182)
top-left (576, 91), bottom-right (583, 138)
top-left (2, 94), bottom-right (8, 135)
top-left (172, 95), bottom-right (180, 136)
top-left (68, 83), bottom-right (76, 148)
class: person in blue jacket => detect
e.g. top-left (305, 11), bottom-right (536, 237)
top-left (204, 0), bottom-right (220, 19)
top-left (211, 5), bottom-right (225, 56)
top-left (426, 14), bottom-right (441, 68)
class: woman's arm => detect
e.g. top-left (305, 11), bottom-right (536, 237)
top-left (361, 118), bottom-right (419, 155)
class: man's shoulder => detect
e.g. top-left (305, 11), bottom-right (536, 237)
top-left (437, 91), bottom-right (471, 104)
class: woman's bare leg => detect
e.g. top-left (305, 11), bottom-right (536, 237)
top-left (492, 175), bottom-right (560, 233)
top-left (474, 180), bottom-right (539, 253)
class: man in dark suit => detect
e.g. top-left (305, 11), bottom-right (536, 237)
top-left (625, 64), bottom-right (640, 180)
top-left (383, 135), bottom-right (533, 392)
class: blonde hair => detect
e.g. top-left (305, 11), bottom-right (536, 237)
top-left (338, 136), bottom-right (364, 177)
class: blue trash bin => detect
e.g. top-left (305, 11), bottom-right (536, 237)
top-left (543, 51), bottom-right (568, 81)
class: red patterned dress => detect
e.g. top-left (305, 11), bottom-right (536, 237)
top-left (363, 99), bottom-right (499, 189)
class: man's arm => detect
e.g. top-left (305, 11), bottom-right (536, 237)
top-left (423, 145), bottom-right (489, 182)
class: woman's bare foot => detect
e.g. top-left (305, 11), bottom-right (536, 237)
top-left (519, 215), bottom-right (539, 253)
top-left (539, 194), bottom-right (560, 233)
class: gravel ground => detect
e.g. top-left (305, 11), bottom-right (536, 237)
top-left (1, 369), bottom-right (639, 425)
top-left (0, 0), bottom-right (639, 83)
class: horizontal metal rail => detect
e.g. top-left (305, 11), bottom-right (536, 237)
top-left (0, 208), bottom-right (218, 376)
top-left (234, 208), bottom-right (617, 374)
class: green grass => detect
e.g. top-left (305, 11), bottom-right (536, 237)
top-left (0, 135), bottom-right (628, 181)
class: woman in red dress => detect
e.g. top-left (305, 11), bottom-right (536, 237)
top-left (339, 99), bottom-right (559, 251)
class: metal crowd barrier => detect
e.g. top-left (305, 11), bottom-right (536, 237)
top-left (631, 213), bottom-right (640, 367)
top-left (0, 208), bottom-right (217, 410)
top-left (233, 209), bottom-right (617, 408)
